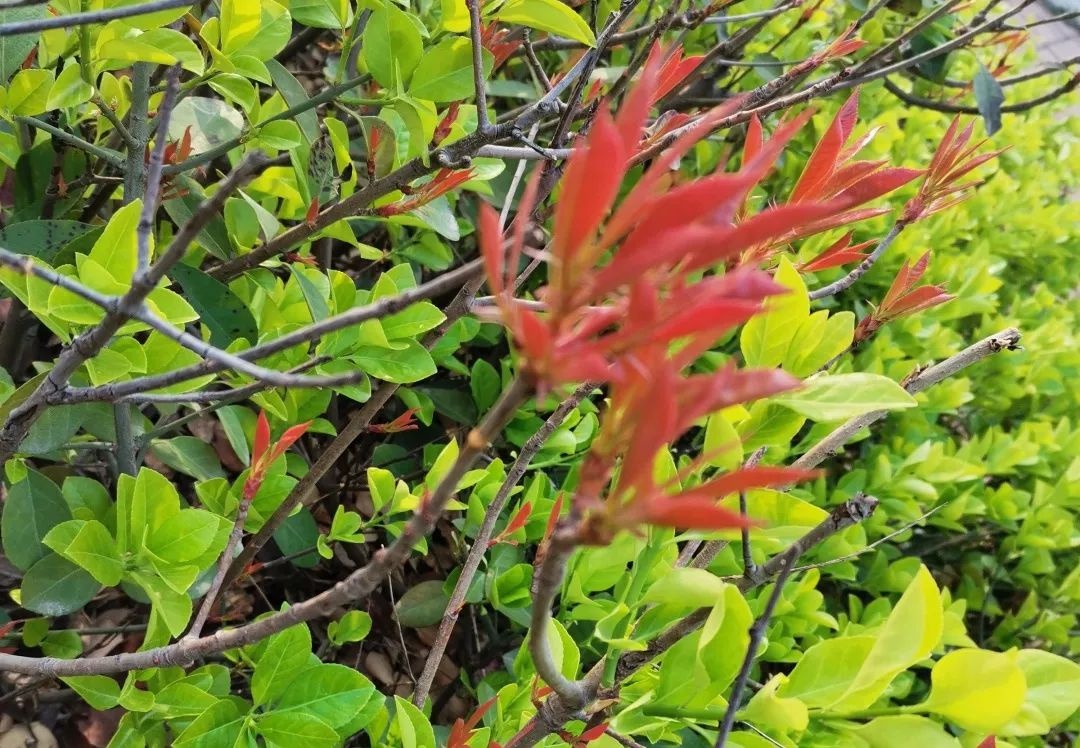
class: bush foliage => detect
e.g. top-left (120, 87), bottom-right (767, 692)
top-left (0, 1), bottom-right (1077, 747)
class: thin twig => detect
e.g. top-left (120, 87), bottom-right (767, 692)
top-left (467, 0), bottom-right (492, 135)
top-left (793, 328), bottom-right (1022, 469)
top-left (808, 222), bottom-right (907, 301)
top-left (0, 0), bottom-right (192, 35)
top-left (715, 552), bottom-right (797, 748)
top-left (413, 382), bottom-right (595, 706)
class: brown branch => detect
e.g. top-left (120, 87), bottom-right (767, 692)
top-left (883, 75), bottom-right (1080, 116)
top-left (793, 328), bottom-right (1022, 469)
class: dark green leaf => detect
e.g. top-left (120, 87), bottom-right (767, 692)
top-left (20, 553), bottom-right (100, 616)
top-left (266, 60), bottom-right (321, 144)
top-left (395, 579), bottom-right (450, 628)
top-left (150, 436), bottom-right (227, 481)
top-left (2, 469), bottom-right (71, 571)
top-left (169, 263), bottom-right (258, 346)
top-left (256, 711), bottom-right (338, 748)
top-left (0, 7), bottom-right (44, 82)
top-left (974, 63), bottom-right (1005, 135)
top-left (164, 185), bottom-right (236, 260)
top-left (272, 509), bottom-right (321, 569)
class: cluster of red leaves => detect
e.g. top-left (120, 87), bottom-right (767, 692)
top-left (476, 52), bottom-right (948, 540)
top-left (854, 251), bottom-right (953, 343)
top-left (901, 115), bottom-right (1007, 223)
top-left (376, 168), bottom-right (474, 217)
top-left (244, 412), bottom-right (311, 501)
top-left (741, 89), bottom-right (923, 266)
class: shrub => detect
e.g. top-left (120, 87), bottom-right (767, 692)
top-left (0, 1), bottom-right (1076, 747)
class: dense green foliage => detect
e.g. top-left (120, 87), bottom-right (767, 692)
top-left (0, 0), bottom-right (1076, 746)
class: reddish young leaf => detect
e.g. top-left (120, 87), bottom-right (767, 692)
top-left (798, 232), bottom-right (875, 272)
top-left (790, 90), bottom-right (861, 203)
top-left (252, 411), bottom-right (271, 466)
top-left (636, 496), bottom-right (753, 531)
top-left (976, 738), bottom-right (996, 748)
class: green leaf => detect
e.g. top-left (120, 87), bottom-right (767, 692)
top-left (408, 38), bottom-right (493, 103)
top-left (221, 0), bottom-right (291, 60)
top-left (1000, 649), bottom-right (1080, 736)
top-left (274, 663), bottom-right (380, 732)
top-left (974, 63), bottom-right (1004, 135)
top-left (439, 0), bottom-right (468, 32)
top-left (288, 0), bottom-right (349, 28)
top-left (328, 611), bottom-right (373, 646)
top-left (780, 635), bottom-right (876, 708)
top-left (395, 580), bottom-right (450, 628)
top-left (266, 60), bottom-right (320, 144)
top-left (740, 256), bottom-right (808, 368)
top-left (87, 199), bottom-right (142, 285)
top-left (855, 715), bottom-right (961, 747)
top-left (7, 68), bottom-right (53, 116)
top-left (148, 509), bottom-right (222, 564)
top-left (44, 519), bottom-right (122, 586)
top-left (169, 263), bottom-right (258, 347)
top-left (362, 1), bottom-right (423, 89)
top-left (174, 697), bottom-right (250, 747)
top-left (469, 359), bottom-right (500, 412)
top-left (496, 0), bottom-right (596, 46)
top-left (137, 574), bottom-right (193, 637)
top-left (642, 568), bottom-right (729, 609)
top-left (256, 711), bottom-right (338, 748)
top-left (61, 675), bottom-right (122, 711)
top-left (292, 265), bottom-right (331, 322)
top-left (46, 64), bottom-right (93, 110)
top-left (0, 7), bottom-right (44, 82)
top-left (836, 565), bottom-right (943, 710)
top-left (381, 301), bottom-right (445, 340)
top-left (252, 624), bottom-right (312, 706)
top-left (785, 310), bottom-right (855, 376)
top-left (393, 695), bottom-right (436, 748)
top-left (164, 187), bottom-right (235, 260)
top-left (919, 648), bottom-right (1026, 732)
top-left (150, 437), bottom-right (227, 482)
top-left (352, 340), bottom-right (436, 383)
top-left (703, 412), bottom-right (743, 472)
top-left (20, 553), bottom-right (100, 616)
top-left (773, 373), bottom-right (917, 421)
top-left (272, 508), bottom-right (321, 568)
top-left (2, 468), bottom-right (70, 571)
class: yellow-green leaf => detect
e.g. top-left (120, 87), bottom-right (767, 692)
top-left (773, 372), bottom-right (917, 421)
top-left (495, 0), bottom-right (596, 47)
top-left (47, 64), bottom-right (93, 110)
top-left (919, 648), bottom-right (1026, 732)
top-left (7, 68), bottom-right (53, 116)
top-left (87, 199), bottom-right (143, 285)
top-left (740, 256), bottom-right (808, 368)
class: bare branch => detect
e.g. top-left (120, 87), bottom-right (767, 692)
top-left (0, 0), bottom-right (192, 34)
top-left (808, 221), bottom-right (907, 301)
top-left (793, 328), bottom-right (1022, 469)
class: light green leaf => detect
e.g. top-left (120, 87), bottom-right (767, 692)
top-left (773, 372), bottom-right (917, 421)
top-left (740, 674), bottom-right (809, 732)
top-left (7, 68), bottom-right (53, 116)
top-left (148, 508), bottom-right (222, 564)
top-left (362, 1), bottom-right (423, 89)
top-left (393, 695), bottom-right (436, 748)
top-left (855, 715), bottom-right (961, 747)
top-left (642, 568), bottom-right (729, 609)
top-left (352, 339), bottom-right (436, 383)
top-left (174, 697), bottom-right (249, 747)
top-left (275, 663), bottom-right (380, 731)
top-left (496, 0), bottom-right (596, 46)
top-left (409, 38), bottom-right (493, 103)
top-left (328, 611), bottom-right (373, 646)
top-left (44, 519), bottom-right (122, 586)
top-left (61, 675), bottom-right (122, 711)
top-left (87, 199), bottom-right (143, 286)
top-left (150, 436), bottom-right (227, 481)
top-left (256, 711), bottom-right (338, 748)
top-left (740, 257), bottom-right (808, 368)
top-left (999, 649), bottom-right (1080, 736)
top-left (918, 648), bottom-right (1026, 732)
top-left (252, 624), bottom-right (312, 706)
top-left (47, 64), bottom-right (93, 110)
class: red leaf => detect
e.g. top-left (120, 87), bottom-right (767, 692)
top-left (976, 738), bottom-right (996, 748)
top-left (270, 421), bottom-right (312, 462)
top-left (575, 723), bottom-right (610, 744)
top-left (253, 412), bottom-right (271, 466)
top-left (884, 285), bottom-right (953, 318)
top-left (743, 115), bottom-right (763, 166)
top-left (478, 202), bottom-right (505, 295)
top-left (790, 90), bottom-right (860, 203)
top-left (881, 252), bottom-right (930, 309)
top-left (553, 111), bottom-right (627, 265)
top-left (465, 694), bottom-right (498, 731)
top-left (834, 167), bottom-right (923, 207)
top-left (798, 232), bottom-right (875, 272)
top-left (638, 496), bottom-right (752, 530)
top-left (490, 502), bottom-right (532, 547)
top-left (305, 197), bottom-right (320, 227)
top-left (683, 467), bottom-right (821, 499)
